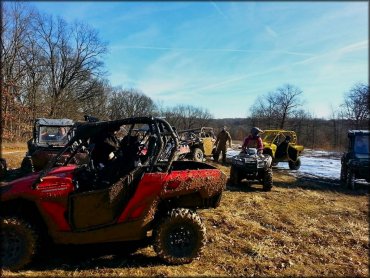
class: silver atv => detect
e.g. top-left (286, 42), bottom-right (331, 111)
top-left (229, 148), bottom-right (273, 191)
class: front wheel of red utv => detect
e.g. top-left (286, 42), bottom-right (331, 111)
top-left (153, 208), bottom-right (206, 264)
top-left (0, 217), bottom-right (39, 271)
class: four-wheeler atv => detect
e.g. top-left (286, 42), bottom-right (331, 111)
top-left (229, 148), bottom-right (273, 191)
top-left (0, 117), bottom-right (226, 270)
top-left (261, 130), bottom-right (304, 170)
top-left (340, 130), bottom-right (369, 189)
top-left (177, 127), bottom-right (217, 162)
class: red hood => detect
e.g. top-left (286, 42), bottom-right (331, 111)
top-left (1, 165), bottom-right (77, 199)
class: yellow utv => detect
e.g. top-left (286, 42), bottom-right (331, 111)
top-left (261, 130), bottom-right (304, 170)
top-left (177, 127), bottom-right (216, 162)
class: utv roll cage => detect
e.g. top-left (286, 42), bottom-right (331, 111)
top-left (34, 117), bottom-right (179, 187)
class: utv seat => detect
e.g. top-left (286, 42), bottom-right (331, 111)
top-left (140, 135), bottom-right (158, 164)
top-left (69, 134), bottom-right (145, 230)
top-left (275, 141), bottom-right (289, 159)
top-left (98, 134), bottom-right (141, 184)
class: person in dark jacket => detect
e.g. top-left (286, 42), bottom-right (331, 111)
top-left (90, 128), bottom-right (120, 168)
top-left (275, 135), bottom-right (291, 159)
top-left (215, 126), bottom-right (232, 164)
top-left (242, 127), bottom-right (264, 154)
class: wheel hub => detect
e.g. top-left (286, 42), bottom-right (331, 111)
top-left (167, 225), bottom-right (195, 256)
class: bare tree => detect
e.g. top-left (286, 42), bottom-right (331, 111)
top-left (57, 78), bottom-right (110, 121)
top-left (1, 3), bottom-right (110, 141)
top-left (21, 27), bottom-right (47, 121)
top-left (159, 105), bottom-right (213, 130)
top-left (32, 12), bottom-right (107, 117)
top-left (341, 82), bottom-right (369, 129)
top-left (250, 84), bottom-right (304, 129)
top-left (275, 84), bottom-right (304, 129)
top-left (250, 94), bottom-right (279, 128)
top-left (1, 2), bottom-right (35, 140)
top-left (108, 88), bottom-right (156, 120)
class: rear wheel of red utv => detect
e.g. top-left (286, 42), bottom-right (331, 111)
top-left (0, 217), bottom-right (39, 271)
top-left (192, 148), bottom-right (204, 162)
top-left (153, 208), bottom-right (206, 264)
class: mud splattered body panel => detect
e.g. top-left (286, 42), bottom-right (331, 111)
top-left (117, 162), bottom-right (226, 223)
top-left (1, 166), bottom-right (76, 232)
top-left (1, 161), bottom-right (225, 244)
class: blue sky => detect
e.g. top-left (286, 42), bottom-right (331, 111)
top-left (31, 1), bottom-right (368, 119)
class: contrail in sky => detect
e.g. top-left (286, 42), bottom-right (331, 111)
top-left (116, 45), bottom-right (313, 57)
top-left (210, 1), bottom-right (229, 21)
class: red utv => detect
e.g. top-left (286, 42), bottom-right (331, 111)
top-left (1, 118), bottom-right (84, 181)
top-left (0, 117), bottom-right (226, 270)
top-left (22, 118), bottom-right (76, 171)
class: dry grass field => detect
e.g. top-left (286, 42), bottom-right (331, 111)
top-left (1, 143), bottom-right (369, 277)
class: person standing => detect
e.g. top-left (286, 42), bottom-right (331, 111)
top-left (214, 126), bottom-right (232, 164)
top-left (242, 127), bottom-right (264, 154)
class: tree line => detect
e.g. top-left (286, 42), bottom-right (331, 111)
top-left (1, 3), bottom-right (369, 151)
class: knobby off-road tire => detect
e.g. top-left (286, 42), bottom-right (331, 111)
top-left (0, 217), bottom-right (39, 271)
top-left (230, 166), bottom-right (241, 186)
top-left (192, 148), bottom-right (204, 162)
top-left (263, 168), bottom-right (273, 191)
top-left (153, 208), bottom-right (206, 265)
top-left (346, 169), bottom-right (356, 190)
top-left (288, 157), bottom-right (301, 170)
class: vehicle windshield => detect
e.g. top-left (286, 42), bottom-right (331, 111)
top-left (38, 126), bottom-right (71, 145)
top-left (354, 135), bottom-right (369, 157)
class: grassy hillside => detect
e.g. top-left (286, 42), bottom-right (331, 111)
top-left (1, 147), bottom-right (368, 277)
